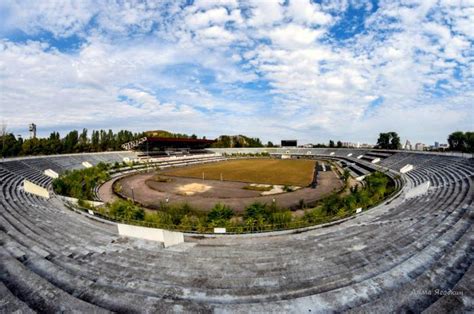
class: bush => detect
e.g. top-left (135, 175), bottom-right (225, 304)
top-left (167, 203), bottom-right (194, 225)
top-left (244, 202), bottom-right (270, 221)
top-left (179, 215), bottom-right (199, 231)
top-left (207, 203), bottom-right (234, 225)
top-left (108, 199), bottom-right (145, 221)
top-left (283, 185), bottom-right (294, 192)
top-left (52, 165), bottom-right (110, 200)
top-left (269, 211), bottom-right (292, 228)
top-left (322, 194), bottom-right (340, 215)
top-left (242, 185), bottom-right (273, 192)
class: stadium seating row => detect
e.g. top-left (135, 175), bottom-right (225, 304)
top-left (0, 149), bottom-right (472, 312)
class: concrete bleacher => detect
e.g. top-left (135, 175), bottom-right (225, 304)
top-left (0, 150), bottom-right (472, 312)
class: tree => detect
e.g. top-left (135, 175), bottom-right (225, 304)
top-left (465, 132), bottom-right (474, 153)
top-left (63, 130), bottom-right (79, 153)
top-left (77, 128), bottom-right (89, 151)
top-left (376, 132), bottom-right (401, 150)
top-left (337, 141), bottom-right (343, 148)
top-left (91, 130), bottom-right (100, 152)
top-left (48, 132), bottom-right (62, 154)
top-left (267, 141), bottom-right (274, 147)
top-left (1, 121), bottom-right (7, 155)
top-left (448, 131), bottom-right (466, 152)
top-left (1, 133), bottom-right (22, 157)
top-left (329, 140), bottom-right (335, 148)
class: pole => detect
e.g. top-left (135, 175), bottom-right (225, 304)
top-left (131, 187), bottom-right (135, 203)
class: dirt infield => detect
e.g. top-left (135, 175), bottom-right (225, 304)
top-left (161, 158), bottom-right (316, 186)
top-left (102, 164), bottom-right (343, 212)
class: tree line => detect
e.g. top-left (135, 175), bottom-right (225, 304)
top-left (447, 131), bottom-right (474, 153)
top-left (0, 128), bottom-right (145, 157)
top-left (2, 124), bottom-right (472, 157)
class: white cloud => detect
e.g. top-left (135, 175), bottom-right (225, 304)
top-left (266, 24), bottom-right (325, 48)
top-left (246, 0), bottom-right (284, 27)
top-left (286, 0), bottom-right (332, 25)
top-left (0, 0), bottom-right (472, 144)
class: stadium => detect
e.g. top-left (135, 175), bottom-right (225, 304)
top-left (1, 1), bottom-right (473, 312)
top-left (0, 139), bottom-right (472, 312)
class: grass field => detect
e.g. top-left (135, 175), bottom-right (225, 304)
top-left (161, 159), bottom-right (316, 186)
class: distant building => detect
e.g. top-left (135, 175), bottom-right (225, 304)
top-left (342, 142), bottom-right (356, 148)
top-left (434, 141), bottom-right (439, 148)
top-left (404, 140), bottom-right (412, 150)
top-left (415, 143), bottom-right (425, 151)
top-left (29, 123), bottom-right (37, 139)
top-left (340, 142), bottom-right (372, 148)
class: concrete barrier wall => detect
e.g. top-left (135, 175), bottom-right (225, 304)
top-left (371, 158), bottom-right (381, 164)
top-left (400, 164), bottom-right (414, 173)
top-left (44, 169), bottom-right (59, 178)
top-left (23, 180), bottom-right (50, 199)
top-left (82, 161), bottom-right (93, 168)
top-left (162, 229), bottom-right (185, 247)
top-left (117, 224), bottom-right (184, 247)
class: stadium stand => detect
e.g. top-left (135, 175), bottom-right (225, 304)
top-left (0, 149), bottom-right (472, 312)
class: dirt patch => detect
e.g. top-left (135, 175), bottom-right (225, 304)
top-left (176, 183), bottom-right (212, 195)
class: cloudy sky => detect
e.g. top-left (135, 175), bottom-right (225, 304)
top-left (0, 0), bottom-right (472, 145)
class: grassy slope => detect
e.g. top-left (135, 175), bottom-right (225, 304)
top-left (161, 159), bottom-right (316, 186)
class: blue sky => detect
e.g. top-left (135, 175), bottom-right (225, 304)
top-left (0, 0), bottom-right (472, 145)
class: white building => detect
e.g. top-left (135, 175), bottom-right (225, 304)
top-left (415, 143), bottom-right (425, 151)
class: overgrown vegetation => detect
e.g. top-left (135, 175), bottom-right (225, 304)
top-left (52, 162), bottom-right (110, 200)
top-left (61, 161), bottom-right (395, 233)
top-left (243, 185), bottom-right (273, 192)
top-left (152, 175), bottom-right (172, 183)
top-left (447, 131), bottom-right (474, 153)
top-left (211, 135), bottom-right (263, 148)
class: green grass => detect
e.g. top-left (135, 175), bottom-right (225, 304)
top-left (242, 185), bottom-right (273, 192)
top-left (162, 158), bottom-right (316, 186)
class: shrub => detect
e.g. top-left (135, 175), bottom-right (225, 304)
top-left (52, 165), bottom-right (110, 200)
top-left (283, 185), bottom-right (294, 192)
top-left (322, 194), bottom-right (340, 215)
top-left (207, 203), bottom-right (234, 224)
top-left (179, 215), bottom-right (199, 231)
top-left (269, 211), bottom-right (292, 228)
top-left (244, 202), bottom-right (269, 221)
top-left (242, 185), bottom-right (273, 192)
top-left (167, 203), bottom-right (194, 225)
top-left (108, 199), bottom-right (145, 221)
top-left (342, 169), bottom-right (350, 182)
